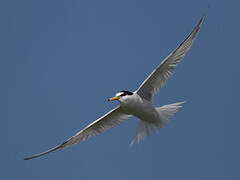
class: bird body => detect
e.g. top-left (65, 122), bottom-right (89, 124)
top-left (24, 15), bottom-right (204, 160)
top-left (119, 93), bottom-right (159, 124)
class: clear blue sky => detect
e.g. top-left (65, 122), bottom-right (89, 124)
top-left (1, 0), bottom-right (239, 179)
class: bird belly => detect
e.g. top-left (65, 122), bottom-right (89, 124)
top-left (121, 98), bottom-right (159, 123)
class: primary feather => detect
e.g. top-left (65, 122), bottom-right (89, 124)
top-left (137, 15), bottom-right (204, 101)
top-left (24, 107), bottom-right (129, 160)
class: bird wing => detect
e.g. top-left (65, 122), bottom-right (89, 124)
top-left (24, 106), bottom-right (129, 160)
top-left (136, 15), bottom-right (204, 101)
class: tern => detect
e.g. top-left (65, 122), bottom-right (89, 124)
top-left (24, 15), bottom-right (204, 160)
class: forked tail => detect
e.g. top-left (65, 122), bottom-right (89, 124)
top-left (130, 101), bottom-right (185, 145)
top-left (156, 101), bottom-right (185, 125)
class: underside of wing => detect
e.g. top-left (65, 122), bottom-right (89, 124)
top-left (24, 106), bottom-right (129, 160)
top-left (137, 15), bottom-right (204, 101)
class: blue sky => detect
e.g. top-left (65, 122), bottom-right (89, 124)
top-left (1, 0), bottom-right (239, 179)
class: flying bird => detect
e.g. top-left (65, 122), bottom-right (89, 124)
top-left (24, 15), bottom-right (204, 160)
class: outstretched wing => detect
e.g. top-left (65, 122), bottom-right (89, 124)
top-left (136, 15), bottom-right (204, 101)
top-left (24, 106), bottom-right (129, 160)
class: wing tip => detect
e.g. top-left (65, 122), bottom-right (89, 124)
top-left (198, 13), bottom-right (205, 26)
top-left (24, 152), bottom-right (45, 160)
top-left (23, 151), bottom-right (49, 160)
top-left (194, 14), bottom-right (205, 34)
top-left (24, 141), bottom-right (68, 160)
top-left (24, 156), bottom-right (36, 161)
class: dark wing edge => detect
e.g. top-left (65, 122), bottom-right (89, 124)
top-left (24, 106), bottom-right (128, 160)
top-left (24, 141), bottom-right (68, 160)
top-left (136, 15), bottom-right (204, 101)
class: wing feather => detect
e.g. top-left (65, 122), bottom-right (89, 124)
top-left (136, 15), bottom-right (204, 101)
top-left (24, 106), bottom-right (129, 160)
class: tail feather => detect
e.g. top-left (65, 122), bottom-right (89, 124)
top-left (156, 101), bottom-right (185, 125)
top-left (130, 101), bottom-right (185, 145)
top-left (130, 120), bottom-right (159, 145)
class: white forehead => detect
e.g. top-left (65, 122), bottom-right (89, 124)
top-left (116, 92), bottom-right (124, 97)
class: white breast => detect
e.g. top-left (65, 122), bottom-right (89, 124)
top-left (119, 93), bottom-right (159, 123)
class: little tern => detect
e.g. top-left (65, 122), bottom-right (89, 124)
top-left (24, 15), bottom-right (204, 160)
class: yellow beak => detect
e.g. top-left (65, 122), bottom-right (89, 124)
top-left (108, 96), bottom-right (120, 101)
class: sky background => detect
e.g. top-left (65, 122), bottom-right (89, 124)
top-left (1, 0), bottom-right (239, 179)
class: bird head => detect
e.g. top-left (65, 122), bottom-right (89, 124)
top-left (108, 91), bottom-right (133, 102)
